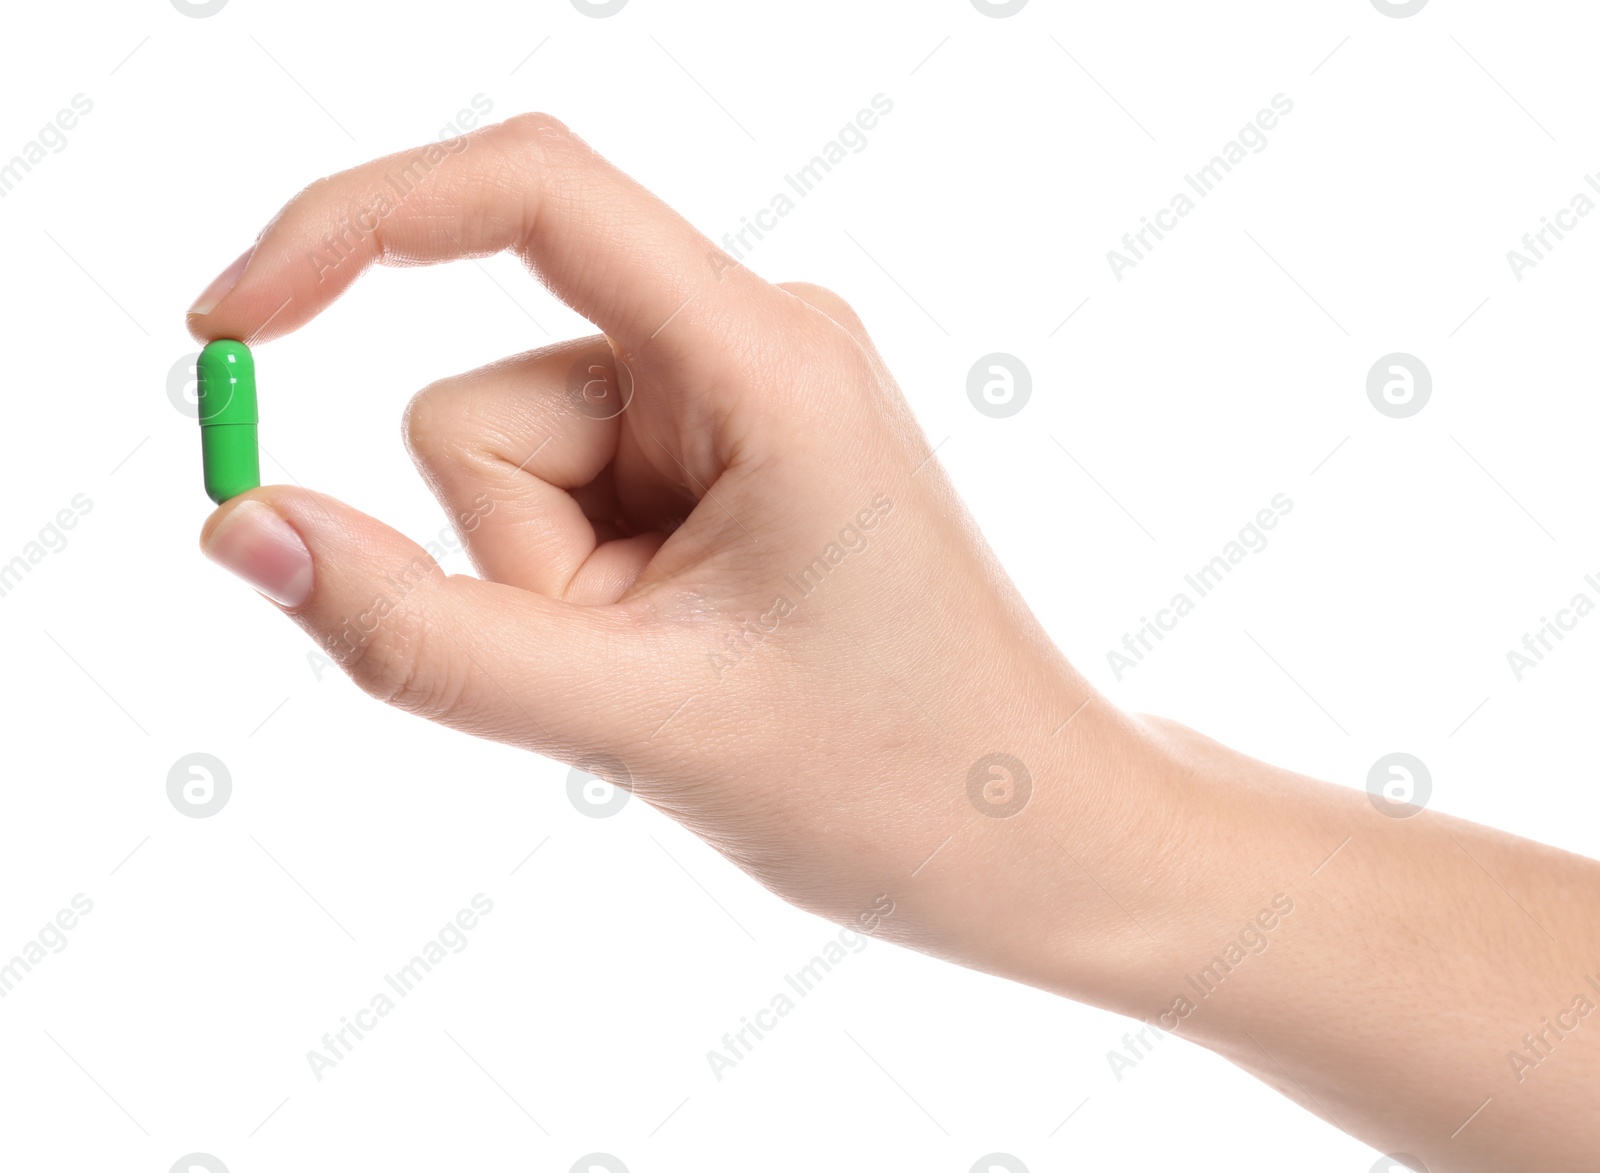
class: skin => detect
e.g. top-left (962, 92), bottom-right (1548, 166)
top-left (189, 114), bottom-right (1599, 1171)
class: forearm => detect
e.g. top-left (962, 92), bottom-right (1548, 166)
top-left (926, 679), bottom-right (1600, 1171)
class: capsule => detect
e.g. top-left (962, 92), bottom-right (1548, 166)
top-left (196, 339), bottom-right (260, 504)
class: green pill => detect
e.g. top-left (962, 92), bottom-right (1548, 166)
top-left (196, 339), bottom-right (260, 504)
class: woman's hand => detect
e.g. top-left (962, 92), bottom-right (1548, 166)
top-left (191, 114), bottom-right (1600, 1173)
top-left (189, 113), bottom-right (1138, 963)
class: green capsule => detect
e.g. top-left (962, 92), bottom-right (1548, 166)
top-left (196, 339), bottom-right (260, 504)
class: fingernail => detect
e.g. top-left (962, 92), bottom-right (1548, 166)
top-left (189, 246), bottom-right (255, 316)
top-left (203, 500), bottom-right (314, 607)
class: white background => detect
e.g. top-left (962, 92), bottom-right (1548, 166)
top-left (1, 1), bottom-right (1596, 1170)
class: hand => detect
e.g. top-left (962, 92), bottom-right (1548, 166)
top-left (192, 115), bottom-right (1600, 1171)
top-left (189, 113), bottom-right (1138, 965)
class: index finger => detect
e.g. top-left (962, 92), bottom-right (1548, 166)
top-left (186, 113), bottom-right (766, 358)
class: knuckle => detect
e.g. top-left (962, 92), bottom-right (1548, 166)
top-left (781, 294), bottom-right (869, 371)
top-left (820, 330), bottom-right (878, 392)
top-left (782, 281), bottom-right (863, 330)
top-left (288, 174), bottom-right (332, 207)
top-left (402, 380), bottom-right (450, 463)
top-left (492, 113), bottom-right (587, 247)
top-left (761, 314), bottom-right (878, 419)
top-left (403, 376), bottom-right (504, 476)
top-left (498, 111), bottom-right (575, 156)
top-left (267, 175), bottom-right (333, 237)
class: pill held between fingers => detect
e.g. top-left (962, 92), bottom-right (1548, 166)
top-left (196, 339), bottom-right (261, 504)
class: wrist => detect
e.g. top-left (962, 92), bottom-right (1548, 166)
top-left (866, 659), bottom-right (1180, 1002)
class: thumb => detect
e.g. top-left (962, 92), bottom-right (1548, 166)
top-left (199, 487), bottom-right (646, 763)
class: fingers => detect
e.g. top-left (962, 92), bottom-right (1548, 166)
top-left (198, 487), bottom-right (655, 755)
top-left (403, 337), bottom-right (666, 600)
top-left (187, 113), bottom-right (778, 368)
